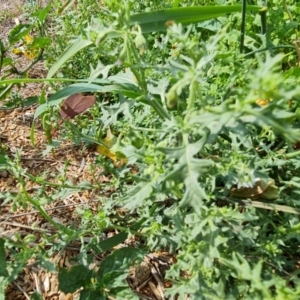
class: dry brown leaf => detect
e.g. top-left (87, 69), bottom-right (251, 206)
top-left (231, 178), bottom-right (279, 200)
top-left (59, 93), bottom-right (96, 120)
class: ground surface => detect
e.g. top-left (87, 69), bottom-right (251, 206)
top-left (0, 1), bottom-right (173, 299)
top-left (0, 2), bottom-right (103, 299)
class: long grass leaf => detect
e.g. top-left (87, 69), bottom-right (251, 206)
top-left (130, 5), bottom-right (264, 33)
top-left (47, 38), bottom-right (93, 79)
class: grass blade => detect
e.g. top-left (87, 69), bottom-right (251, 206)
top-left (47, 38), bottom-right (93, 79)
top-left (130, 5), bottom-right (264, 33)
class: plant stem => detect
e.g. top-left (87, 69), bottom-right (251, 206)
top-left (240, 0), bottom-right (247, 53)
top-left (19, 180), bottom-right (69, 230)
top-left (282, 0), bottom-right (300, 65)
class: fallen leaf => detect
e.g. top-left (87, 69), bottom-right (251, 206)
top-left (59, 93), bottom-right (96, 120)
top-left (231, 178), bottom-right (279, 200)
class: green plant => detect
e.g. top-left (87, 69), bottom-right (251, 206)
top-left (0, 4), bottom-right (51, 109)
top-left (2, 0), bottom-right (300, 299)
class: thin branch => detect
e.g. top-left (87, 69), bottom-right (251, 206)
top-left (11, 49), bottom-right (45, 76)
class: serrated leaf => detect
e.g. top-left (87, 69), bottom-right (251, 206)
top-left (89, 61), bottom-right (113, 83)
top-left (197, 19), bottom-right (222, 31)
top-left (156, 144), bottom-right (185, 160)
top-left (102, 94), bottom-right (133, 127)
top-left (108, 69), bottom-right (138, 86)
top-left (158, 136), bottom-right (213, 212)
top-left (123, 177), bottom-right (158, 210)
top-left (181, 173), bottom-right (208, 209)
top-left (114, 288), bottom-right (139, 300)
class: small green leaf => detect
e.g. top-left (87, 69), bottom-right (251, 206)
top-left (90, 232), bottom-right (128, 253)
top-left (8, 24), bottom-right (32, 45)
top-left (0, 155), bottom-right (9, 167)
top-left (2, 58), bottom-right (13, 67)
top-left (30, 292), bottom-right (43, 300)
top-left (97, 247), bottom-right (144, 289)
top-left (0, 238), bottom-right (8, 277)
top-left (31, 4), bottom-right (51, 23)
top-left (30, 37), bottom-right (51, 49)
top-left (58, 265), bottom-right (92, 293)
top-left (79, 290), bottom-right (106, 300)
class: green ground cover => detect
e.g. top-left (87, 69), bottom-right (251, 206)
top-left (1, 0), bottom-right (300, 299)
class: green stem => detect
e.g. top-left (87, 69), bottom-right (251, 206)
top-left (240, 0), bottom-right (247, 53)
top-left (260, 9), bottom-right (267, 35)
top-left (184, 79), bottom-right (197, 124)
top-left (282, 149), bottom-right (300, 159)
top-left (0, 40), bottom-right (5, 73)
top-left (243, 45), bottom-right (295, 57)
top-left (11, 49), bottom-right (44, 75)
top-left (19, 180), bottom-right (68, 231)
top-left (108, 225), bottom-right (146, 237)
top-left (282, 0), bottom-right (300, 65)
top-left (25, 172), bottom-right (98, 189)
top-left (186, 79), bottom-right (194, 111)
top-left (127, 33), bottom-right (147, 93)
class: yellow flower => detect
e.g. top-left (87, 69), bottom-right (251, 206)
top-left (12, 35), bottom-right (38, 59)
top-left (255, 98), bottom-right (273, 106)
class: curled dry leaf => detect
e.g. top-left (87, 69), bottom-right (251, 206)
top-left (59, 93), bottom-right (96, 120)
top-left (231, 178), bottom-right (279, 200)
